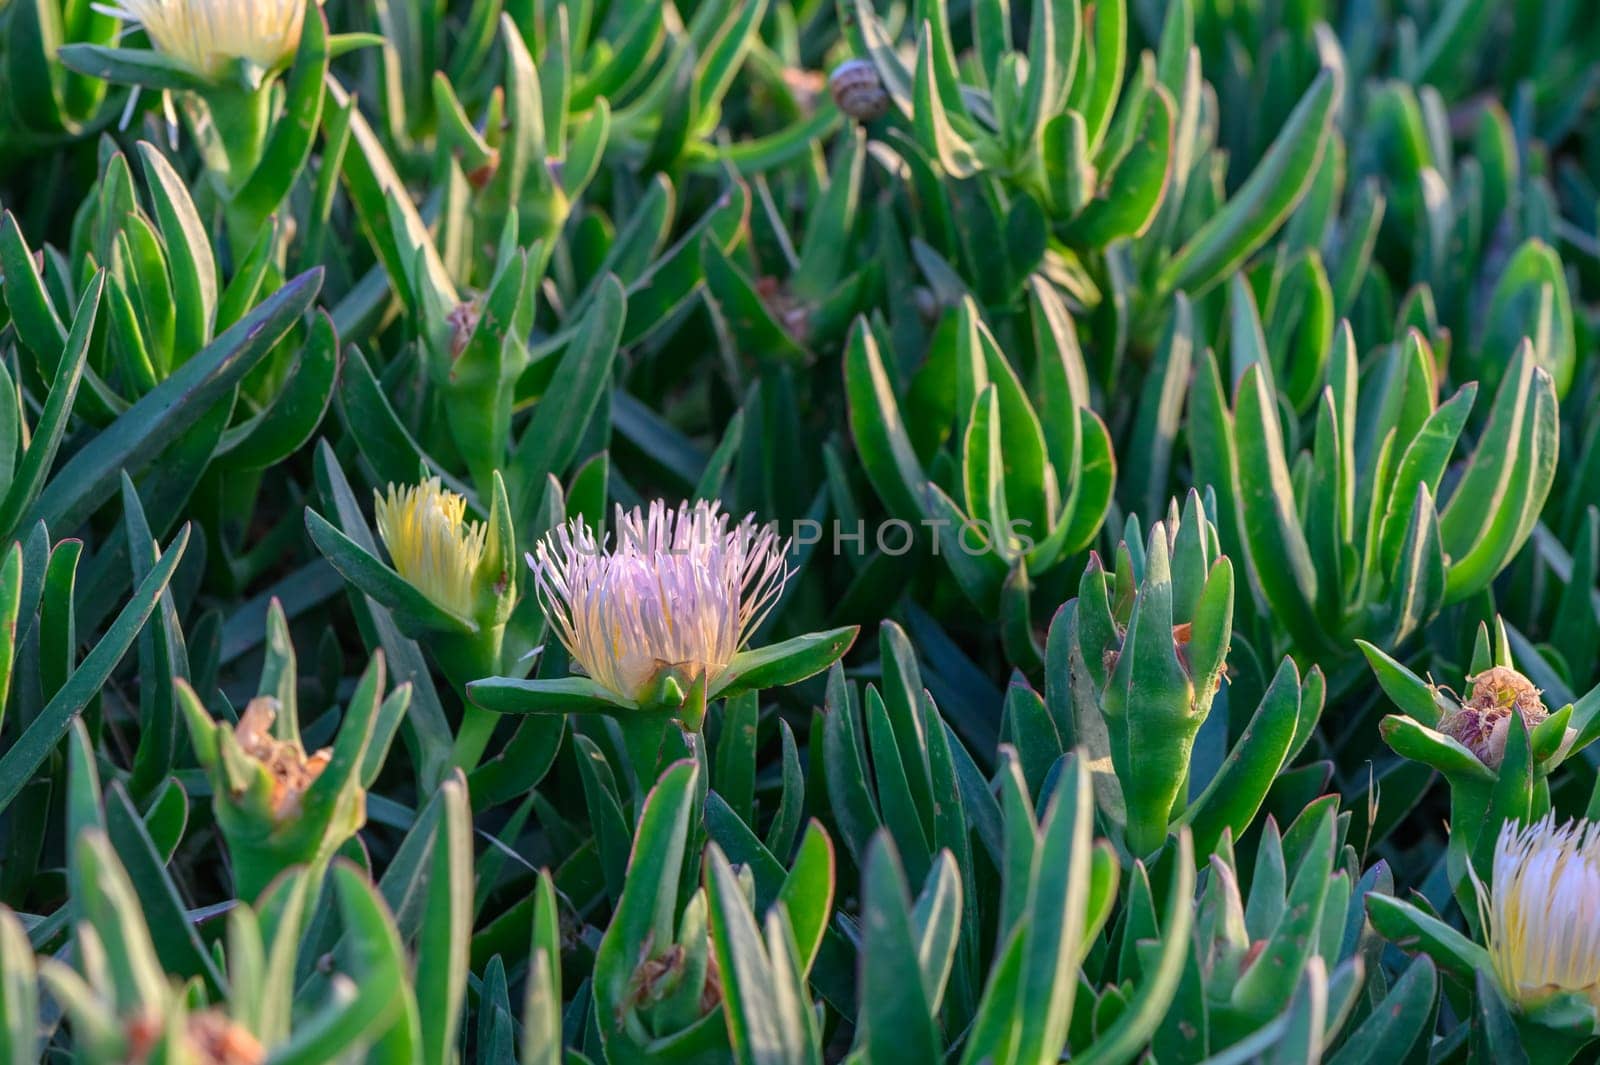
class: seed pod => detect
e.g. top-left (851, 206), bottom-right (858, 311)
top-left (829, 59), bottom-right (890, 121)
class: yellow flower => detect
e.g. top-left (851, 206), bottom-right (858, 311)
top-left (374, 479), bottom-right (488, 620)
top-left (95, 0), bottom-right (308, 79)
top-left (1481, 814), bottom-right (1600, 1014)
top-left (531, 500), bottom-right (791, 704)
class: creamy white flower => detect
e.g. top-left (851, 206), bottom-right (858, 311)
top-left (531, 501), bottom-right (790, 704)
top-left (95, 0), bottom-right (307, 79)
top-left (1480, 813), bottom-right (1600, 1013)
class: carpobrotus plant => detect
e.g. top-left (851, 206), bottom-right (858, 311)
top-left (1363, 620), bottom-right (1598, 913)
top-left (64, 0), bottom-right (336, 242)
top-left (310, 471), bottom-right (515, 670)
top-left (1372, 813), bottom-right (1600, 1061)
top-left (1048, 491), bottom-right (1328, 860)
top-left (1059, 492), bottom-right (1234, 857)
top-left (8, 0), bottom-right (1600, 1059)
top-left (177, 604), bottom-right (410, 900)
top-left (471, 499), bottom-right (855, 783)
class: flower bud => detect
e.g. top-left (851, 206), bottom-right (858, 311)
top-left (446, 300), bottom-right (482, 358)
top-left (176, 659), bottom-right (388, 902)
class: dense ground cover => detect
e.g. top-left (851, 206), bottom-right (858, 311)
top-left (0, 0), bottom-right (1599, 1061)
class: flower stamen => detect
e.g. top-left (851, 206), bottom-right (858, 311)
top-left (95, 0), bottom-right (309, 80)
top-left (530, 501), bottom-right (792, 704)
top-left (374, 478), bottom-right (488, 619)
top-left (1479, 813), bottom-right (1600, 1015)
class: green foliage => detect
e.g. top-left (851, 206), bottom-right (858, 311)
top-left (0, 0), bottom-right (1599, 1061)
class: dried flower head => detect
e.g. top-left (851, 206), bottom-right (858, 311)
top-left (95, 0), bottom-right (308, 80)
top-left (1438, 666), bottom-right (1549, 769)
top-left (232, 697), bottom-right (329, 820)
top-left (531, 500), bottom-right (791, 704)
top-left (1480, 814), bottom-right (1600, 1015)
top-left (446, 300), bottom-right (482, 358)
top-left (184, 1009), bottom-right (266, 1065)
top-left (782, 68), bottom-right (827, 112)
top-left (754, 276), bottom-right (812, 344)
top-left (374, 478), bottom-right (488, 619)
top-left (1467, 666), bottom-right (1548, 717)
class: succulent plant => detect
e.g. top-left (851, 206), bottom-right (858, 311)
top-left (1035, 491), bottom-right (1333, 862)
top-left (0, 0), bottom-right (1598, 1061)
top-left (1362, 618), bottom-right (1600, 919)
top-left (177, 600), bottom-right (411, 901)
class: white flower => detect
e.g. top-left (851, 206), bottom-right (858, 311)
top-left (96, 0), bottom-right (307, 79)
top-left (531, 501), bottom-right (791, 704)
top-left (1481, 813), bottom-right (1600, 1014)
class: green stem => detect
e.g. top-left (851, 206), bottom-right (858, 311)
top-left (618, 712), bottom-right (674, 805)
top-left (204, 83), bottom-right (274, 254)
top-left (450, 704), bottom-right (501, 774)
top-left (437, 624), bottom-right (507, 774)
top-left (210, 84), bottom-right (272, 189)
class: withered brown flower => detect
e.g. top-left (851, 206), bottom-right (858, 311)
top-left (232, 698), bottom-right (330, 820)
top-left (1437, 667), bottom-right (1549, 769)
